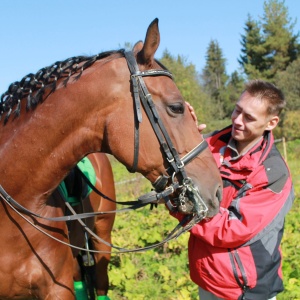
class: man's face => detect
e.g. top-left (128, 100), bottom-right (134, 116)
top-left (231, 91), bottom-right (275, 146)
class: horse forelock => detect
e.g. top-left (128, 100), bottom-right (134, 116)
top-left (0, 49), bottom-right (125, 124)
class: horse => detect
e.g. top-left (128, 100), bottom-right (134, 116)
top-left (65, 152), bottom-right (116, 299)
top-left (0, 18), bottom-right (222, 299)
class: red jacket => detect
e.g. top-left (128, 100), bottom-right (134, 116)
top-left (174, 126), bottom-right (294, 300)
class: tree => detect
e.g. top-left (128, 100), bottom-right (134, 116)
top-left (262, 0), bottom-right (300, 79)
top-left (201, 40), bottom-right (228, 119)
top-left (276, 57), bottom-right (300, 111)
top-left (239, 15), bottom-right (267, 79)
top-left (160, 50), bottom-right (210, 123)
top-left (239, 0), bottom-right (300, 81)
top-left (222, 71), bottom-right (245, 118)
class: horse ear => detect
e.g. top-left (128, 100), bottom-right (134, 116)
top-left (137, 18), bottom-right (160, 66)
top-left (133, 41), bottom-right (143, 55)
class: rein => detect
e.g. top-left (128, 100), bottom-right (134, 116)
top-left (0, 50), bottom-right (210, 253)
top-left (0, 185), bottom-right (195, 254)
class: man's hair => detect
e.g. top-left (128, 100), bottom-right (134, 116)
top-left (243, 80), bottom-right (286, 116)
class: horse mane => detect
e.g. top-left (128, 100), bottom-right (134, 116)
top-left (0, 49), bottom-right (125, 124)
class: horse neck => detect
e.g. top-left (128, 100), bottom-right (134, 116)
top-left (0, 59), bottom-right (123, 202)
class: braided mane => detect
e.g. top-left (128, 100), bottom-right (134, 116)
top-left (0, 49), bottom-right (124, 124)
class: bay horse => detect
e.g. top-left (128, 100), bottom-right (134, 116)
top-left (0, 18), bottom-right (222, 299)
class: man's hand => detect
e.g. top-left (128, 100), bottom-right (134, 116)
top-left (185, 102), bottom-right (206, 133)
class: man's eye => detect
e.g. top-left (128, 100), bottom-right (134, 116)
top-left (245, 115), bottom-right (254, 121)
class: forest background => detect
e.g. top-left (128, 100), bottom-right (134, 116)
top-left (106, 1), bottom-right (300, 299)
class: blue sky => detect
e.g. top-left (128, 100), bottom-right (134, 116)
top-left (0, 0), bottom-right (299, 94)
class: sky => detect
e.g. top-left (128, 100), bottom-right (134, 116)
top-left (0, 0), bottom-right (300, 94)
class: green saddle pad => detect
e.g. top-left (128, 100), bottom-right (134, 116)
top-left (58, 157), bottom-right (96, 206)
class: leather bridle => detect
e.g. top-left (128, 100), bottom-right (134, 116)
top-left (123, 50), bottom-right (209, 225)
top-left (0, 50), bottom-right (211, 253)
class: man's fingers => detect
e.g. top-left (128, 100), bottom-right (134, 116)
top-left (185, 101), bottom-right (198, 125)
top-left (198, 124), bottom-right (207, 132)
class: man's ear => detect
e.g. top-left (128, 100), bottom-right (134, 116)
top-left (266, 115), bottom-right (279, 131)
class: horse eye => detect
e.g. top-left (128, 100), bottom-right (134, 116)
top-left (168, 103), bottom-right (184, 114)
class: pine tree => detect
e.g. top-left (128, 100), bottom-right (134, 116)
top-left (239, 15), bottom-right (267, 79)
top-left (222, 71), bottom-right (245, 118)
top-left (262, 0), bottom-right (299, 79)
top-left (202, 40), bottom-right (228, 119)
top-left (239, 0), bottom-right (299, 81)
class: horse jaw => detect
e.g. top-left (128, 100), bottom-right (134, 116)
top-left (135, 18), bottom-right (160, 66)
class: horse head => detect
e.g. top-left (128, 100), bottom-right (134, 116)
top-left (103, 19), bottom-right (222, 222)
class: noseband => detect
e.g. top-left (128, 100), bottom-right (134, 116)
top-left (124, 51), bottom-right (209, 229)
top-left (0, 51), bottom-right (212, 253)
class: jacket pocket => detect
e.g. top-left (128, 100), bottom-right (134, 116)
top-left (228, 248), bottom-right (257, 291)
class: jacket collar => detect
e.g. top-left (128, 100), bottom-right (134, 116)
top-left (214, 127), bottom-right (274, 179)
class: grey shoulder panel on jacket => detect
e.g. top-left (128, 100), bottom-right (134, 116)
top-left (263, 154), bottom-right (289, 193)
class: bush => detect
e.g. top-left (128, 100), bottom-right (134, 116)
top-left (281, 111), bottom-right (300, 141)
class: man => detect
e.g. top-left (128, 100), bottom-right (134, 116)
top-left (177, 80), bottom-right (295, 300)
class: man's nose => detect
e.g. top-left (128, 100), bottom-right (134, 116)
top-left (233, 113), bottom-right (243, 125)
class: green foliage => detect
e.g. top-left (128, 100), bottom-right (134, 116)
top-left (201, 118), bottom-right (231, 135)
top-left (281, 111), bottom-right (300, 140)
top-left (160, 51), bottom-right (210, 124)
top-left (276, 58), bottom-right (300, 111)
top-left (239, 0), bottom-right (299, 81)
top-left (202, 40), bottom-right (228, 91)
top-left (107, 156), bottom-right (198, 299)
top-left (277, 139), bottom-right (300, 299)
top-left (278, 198), bottom-right (300, 300)
top-left (201, 40), bottom-right (228, 119)
top-left (239, 14), bottom-right (267, 78)
top-left (220, 71), bottom-right (245, 118)
top-left (262, 0), bottom-right (299, 75)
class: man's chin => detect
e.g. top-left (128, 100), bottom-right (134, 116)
top-left (232, 132), bottom-right (244, 141)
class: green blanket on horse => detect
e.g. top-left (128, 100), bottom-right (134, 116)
top-left (58, 157), bottom-right (96, 206)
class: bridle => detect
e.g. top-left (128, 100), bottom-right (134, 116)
top-left (123, 50), bottom-right (209, 227)
top-left (0, 50), bottom-right (211, 253)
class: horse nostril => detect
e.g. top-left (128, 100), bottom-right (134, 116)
top-left (216, 185), bottom-right (222, 203)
